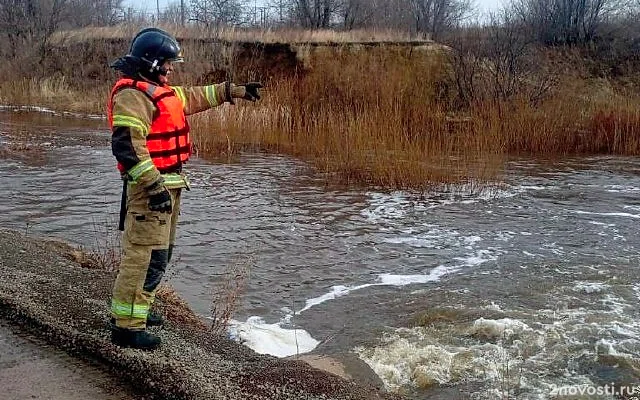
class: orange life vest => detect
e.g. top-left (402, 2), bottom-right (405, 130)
top-left (108, 78), bottom-right (191, 174)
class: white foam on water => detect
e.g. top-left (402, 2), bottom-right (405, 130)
top-left (0, 104), bottom-right (105, 120)
top-left (588, 220), bottom-right (614, 226)
top-left (383, 232), bottom-right (442, 248)
top-left (356, 326), bottom-right (524, 393)
top-left (298, 283), bottom-right (374, 313)
top-left (298, 249), bottom-right (495, 314)
top-left (605, 185), bottom-right (640, 193)
top-left (378, 265), bottom-right (457, 286)
top-left (454, 249), bottom-right (497, 266)
top-left (571, 210), bottom-right (640, 219)
top-left (383, 226), bottom-right (484, 251)
top-left (361, 191), bottom-right (414, 223)
top-left (496, 231), bottom-right (516, 241)
top-left (516, 185), bottom-right (553, 191)
top-left (463, 235), bottom-right (483, 247)
top-left (541, 242), bottom-right (565, 256)
top-left (228, 316), bottom-right (320, 358)
top-left (357, 285), bottom-right (640, 399)
top-left (483, 302), bottom-right (503, 312)
top-left (355, 333), bottom-right (462, 391)
top-left (361, 184), bottom-right (527, 225)
top-left (469, 317), bottom-right (531, 340)
top-left (633, 284), bottom-right (640, 302)
top-left (573, 282), bottom-right (609, 294)
top-left (595, 338), bottom-right (622, 356)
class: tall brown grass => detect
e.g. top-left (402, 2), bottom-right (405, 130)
top-left (52, 24), bottom-right (431, 44)
top-left (470, 91), bottom-right (640, 156)
top-left (191, 46), bottom-right (504, 188)
top-left (190, 45), bottom-right (640, 187)
top-left (0, 78), bottom-right (109, 114)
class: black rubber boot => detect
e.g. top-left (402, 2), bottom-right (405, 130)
top-left (146, 312), bottom-right (164, 327)
top-left (111, 327), bottom-right (161, 350)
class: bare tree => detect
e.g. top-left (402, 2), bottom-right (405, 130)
top-left (445, 11), bottom-right (557, 108)
top-left (409, 0), bottom-right (474, 39)
top-left (190, 0), bottom-right (247, 27)
top-left (340, 0), bottom-right (374, 29)
top-left (121, 6), bottom-right (149, 24)
top-left (65, 0), bottom-right (123, 26)
top-left (257, 0), bottom-right (471, 34)
top-left (267, 0), bottom-right (293, 25)
top-left (161, 1), bottom-right (186, 25)
top-left (0, 0), bottom-right (123, 71)
top-left (0, 0), bottom-right (68, 59)
top-left (366, 0), bottom-right (414, 31)
top-left (289, 0), bottom-right (341, 28)
top-left (511, 0), bottom-right (624, 44)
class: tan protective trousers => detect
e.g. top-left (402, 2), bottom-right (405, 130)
top-left (111, 184), bottom-right (181, 330)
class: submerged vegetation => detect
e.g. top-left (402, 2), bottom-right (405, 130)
top-left (0, 24), bottom-right (638, 189)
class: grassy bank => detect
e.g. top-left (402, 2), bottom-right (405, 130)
top-left (1, 27), bottom-right (639, 189)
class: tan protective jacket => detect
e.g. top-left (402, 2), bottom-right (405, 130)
top-left (111, 81), bottom-right (231, 189)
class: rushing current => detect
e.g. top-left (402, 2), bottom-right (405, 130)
top-left (1, 107), bottom-right (640, 399)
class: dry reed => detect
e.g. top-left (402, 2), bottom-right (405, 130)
top-left (190, 46), bottom-right (506, 187)
top-left (51, 24), bottom-right (431, 44)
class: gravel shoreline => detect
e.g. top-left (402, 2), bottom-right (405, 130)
top-left (0, 229), bottom-right (398, 400)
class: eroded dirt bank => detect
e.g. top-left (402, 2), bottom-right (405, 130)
top-left (0, 229), bottom-right (397, 400)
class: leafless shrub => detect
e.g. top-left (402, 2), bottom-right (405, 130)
top-left (209, 255), bottom-right (252, 335)
top-left (77, 214), bottom-right (121, 271)
top-left (53, 215), bottom-right (120, 271)
top-left (0, 1), bottom-right (124, 66)
top-left (510, 0), bottom-right (630, 45)
top-left (445, 11), bottom-right (558, 109)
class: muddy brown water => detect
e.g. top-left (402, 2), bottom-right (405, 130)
top-left (1, 108), bottom-right (640, 399)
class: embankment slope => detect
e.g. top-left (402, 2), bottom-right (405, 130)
top-left (0, 229), bottom-right (397, 400)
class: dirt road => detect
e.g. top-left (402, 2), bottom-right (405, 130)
top-left (0, 323), bottom-right (135, 400)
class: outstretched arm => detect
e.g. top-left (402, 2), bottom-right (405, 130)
top-left (172, 82), bottom-right (262, 116)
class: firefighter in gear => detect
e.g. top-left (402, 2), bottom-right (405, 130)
top-left (108, 28), bottom-right (262, 350)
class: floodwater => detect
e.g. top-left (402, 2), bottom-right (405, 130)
top-left (1, 108), bottom-right (640, 399)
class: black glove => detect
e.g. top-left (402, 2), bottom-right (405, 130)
top-left (227, 81), bottom-right (263, 104)
top-left (147, 181), bottom-right (172, 213)
top-left (241, 82), bottom-right (263, 101)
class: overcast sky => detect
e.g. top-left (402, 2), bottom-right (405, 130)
top-left (123, 0), bottom-right (503, 17)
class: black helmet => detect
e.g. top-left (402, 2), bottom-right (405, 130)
top-left (129, 28), bottom-right (184, 69)
top-left (110, 28), bottom-right (183, 83)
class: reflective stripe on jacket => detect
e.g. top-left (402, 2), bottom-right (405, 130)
top-left (108, 78), bottom-right (191, 175)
